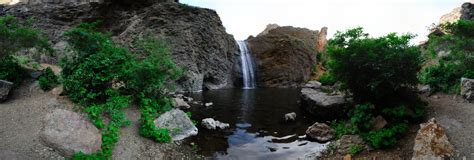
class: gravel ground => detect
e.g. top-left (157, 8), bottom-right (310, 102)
top-left (424, 93), bottom-right (474, 159)
top-left (0, 79), bottom-right (201, 159)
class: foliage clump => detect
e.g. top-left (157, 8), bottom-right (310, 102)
top-left (0, 16), bottom-right (51, 86)
top-left (326, 27), bottom-right (424, 149)
top-left (39, 67), bottom-right (59, 91)
top-left (61, 22), bottom-right (182, 159)
top-left (419, 19), bottom-right (474, 93)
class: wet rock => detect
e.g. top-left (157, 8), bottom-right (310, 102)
top-left (305, 122), bottom-right (335, 142)
top-left (301, 88), bottom-right (348, 120)
top-left (172, 97), bottom-right (191, 110)
top-left (372, 115), bottom-right (387, 130)
top-left (40, 109), bottom-right (102, 157)
top-left (201, 118), bottom-right (229, 130)
top-left (0, 80), bottom-right (13, 102)
top-left (204, 102), bottom-right (213, 107)
top-left (412, 118), bottom-right (454, 160)
top-left (284, 112), bottom-right (297, 121)
top-left (246, 25), bottom-right (319, 88)
top-left (154, 109), bottom-right (198, 141)
top-left (461, 78), bottom-right (474, 102)
top-left (332, 135), bottom-right (368, 155)
top-left (303, 81), bottom-right (322, 89)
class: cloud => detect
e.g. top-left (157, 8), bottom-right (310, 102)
top-left (181, 0), bottom-right (468, 43)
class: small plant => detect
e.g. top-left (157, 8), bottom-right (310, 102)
top-left (38, 67), bottom-right (59, 91)
top-left (362, 123), bottom-right (408, 149)
top-left (348, 144), bottom-right (364, 155)
top-left (319, 72), bottom-right (336, 85)
top-left (349, 103), bottom-right (375, 132)
top-left (331, 120), bottom-right (355, 139)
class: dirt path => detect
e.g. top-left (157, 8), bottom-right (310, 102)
top-left (0, 80), bottom-right (199, 159)
top-left (424, 93), bottom-right (474, 159)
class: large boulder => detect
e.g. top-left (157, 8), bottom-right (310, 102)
top-left (301, 87), bottom-right (348, 120)
top-left (461, 78), bottom-right (474, 102)
top-left (2, 2), bottom-right (238, 92)
top-left (154, 109), bottom-right (198, 141)
top-left (412, 118), bottom-right (454, 160)
top-left (246, 25), bottom-right (326, 88)
top-left (40, 109), bottom-right (102, 157)
top-left (0, 80), bottom-right (13, 102)
top-left (305, 122), bottom-right (335, 142)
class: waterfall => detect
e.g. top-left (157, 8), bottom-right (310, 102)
top-left (237, 41), bottom-right (256, 89)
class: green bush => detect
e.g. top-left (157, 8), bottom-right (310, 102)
top-left (62, 23), bottom-right (182, 158)
top-left (349, 103), bottom-right (375, 132)
top-left (0, 16), bottom-right (51, 86)
top-left (319, 72), bottom-right (336, 85)
top-left (327, 27), bottom-right (422, 103)
top-left (348, 144), bottom-right (364, 155)
top-left (420, 19), bottom-right (474, 93)
top-left (362, 123), bottom-right (408, 149)
top-left (38, 67), bottom-right (59, 91)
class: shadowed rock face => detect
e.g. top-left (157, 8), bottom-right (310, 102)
top-left (246, 25), bottom-right (325, 88)
top-left (1, 2), bottom-right (238, 92)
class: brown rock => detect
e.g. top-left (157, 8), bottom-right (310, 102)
top-left (412, 118), bottom-right (454, 160)
top-left (316, 27), bottom-right (328, 53)
top-left (305, 122), bottom-right (335, 142)
top-left (372, 115), bottom-right (387, 130)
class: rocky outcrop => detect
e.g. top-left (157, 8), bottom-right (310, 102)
top-left (0, 80), bottom-right (13, 102)
top-left (246, 25), bottom-right (324, 88)
top-left (1, 2), bottom-right (238, 92)
top-left (316, 27), bottom-right (328, 53)
top-left (305, 122), bottom-right (335, 142)
top-left (440, 2), bottom-right (473, 24)
top-left (461, 78), bottom-right (474, 102)
top-left (201, 118), bottom-right (229, 130)
top-left (412, 118), bottom-right (454, 160)
top-left (301, 86), bottom-right (349, 120)
top-left (40, 109), bottom-right (102, 157)
top-left (154, 109), bottom-right (198, 141)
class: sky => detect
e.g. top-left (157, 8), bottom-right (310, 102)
top-left (180, 0), bottom-right (469, 43)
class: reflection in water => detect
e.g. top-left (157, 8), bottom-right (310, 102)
top-left (188, 88), bottom-right (327, 159)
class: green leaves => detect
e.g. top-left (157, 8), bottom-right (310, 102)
top-left (38, 67), bottom-right (59, 91)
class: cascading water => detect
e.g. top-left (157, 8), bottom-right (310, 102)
top-left (237, 40), bottom-right (256, 89)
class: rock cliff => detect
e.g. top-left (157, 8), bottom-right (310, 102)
top-left (1, 1), bottom-right (238, 92)
top-left (246, 25), bottom-right (326, 88)
top-left (440, 1), bottom-right (473, 24)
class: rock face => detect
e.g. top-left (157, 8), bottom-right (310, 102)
top-left (1, 2), bottom-right (238, 92)
top-left (40, 109), bottom-right (102, 157)
top-left (0, 80), bottom-right (13, 102)
top-left (154, 109), bottom-right (198, 141)
top-left (412, 118), bottom-right (454, 160)
top-left (246, 25), bottom-right (324, 88)
top-left (440, 2), bottom-right (473, 24)
top-left (301, 87), bottom-right (348, 120)
top-left (461, 78), bottom-right (474, 102)
top-left (305, 122), bottom-right (335, 142)
top-left (201, 118), bottom-right (229, 130)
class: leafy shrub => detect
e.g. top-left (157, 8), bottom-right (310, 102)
top-left (38, 67), bottom-right (59, 91)
top-left (362, 123), bottom-right (408, 149)
top-left (349, 103), bottom-right (375, 132)
top-left (348, 144), bottom-right (364, 155)
top-left (62, 23), bottom-right (182, 158)
top-left (319, 72), bottom-right (336, 85)
top-left (327, 27), bottom-right (422, 103)
top-left (330, 120), bottom-right (355, 139)
top-left (420, 19), bottom-right (474, 93)
top-left (0, 16), bottom-right (51, 86)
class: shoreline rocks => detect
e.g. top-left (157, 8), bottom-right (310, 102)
top-left (40, 109), bottom-right (102, 157)
top-left (305, 122), bottom-right (335, 143)
top-left (0, 80), bottom-right (13, 102)
top-left (154, 109), bottom-right (198, 141)
top-left (201, 118), bottom-right (229, 130)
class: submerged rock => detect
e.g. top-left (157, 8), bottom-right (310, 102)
top-left (461, 78), bottom-right (474, 102)
top-left (300, 88), bottom-right (348, 120)
top-left (412, 118), bottom-right (454, 160)
top-left (306, 122), bottom-right (335, 142)
top-left (40, 109), bottom-right (102, 157)
top-left (201, 118), bottom-right (229, 130)
top-left (0, 80), bottom-right (13, 102)
top-left (154, 109), bottom-right (198, 141)
top-left (284, 112), bottom-right (297, 121)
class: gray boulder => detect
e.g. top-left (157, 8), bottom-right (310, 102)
top-left (172, 97), bottom-right (191, 109)
top-left (305, 122), bottom-right (335, 142)
top-left (154, 109), bottom-right (198, 141)
top-left (284, 112), bottom-right (297, 121)
top-left (301, 88), bottom-right (348, 120)
top-left (40, 109), bottom-right (102, 157)
top-left (0, 80), bottom-right (13, 102)
top-left (201, 118), bottom-right (230, 130)
top-left (461, 78), bottom-right (474, 102)
top-left (303, 81), bottom-right (322, 89)
top-left (412, 118), bottom-right (454, 160)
